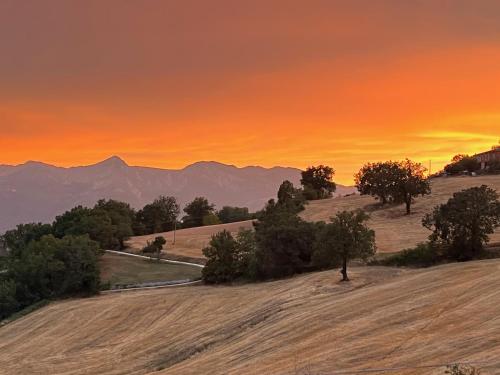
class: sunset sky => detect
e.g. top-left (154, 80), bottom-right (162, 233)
top-left (1, 1), bottom-right (499, 184)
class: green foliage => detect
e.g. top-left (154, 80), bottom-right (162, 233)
top-left (136, 196), bottom-right (180, 234)
top-left (202, 230), bottom-right (239, 283)
top-left (277, 180), bottom-right (306, 213)
top-left (444, 154), bottom-right (480, 175)
top-left (217, 206), bottom-right (253, 223)
top-left (0, 279), bottom-right (19, 320)
top-left (2, 234), bottom-right (101, 319)
top-left (253, 200), bottom-right (317, 279)
top-left (378, 243), bottom-right (440, 268)
top-left (202, 213), bottom-right (221, 226)
top-left (202, 229), bottom-right (257, 283)
top-left (142, 236), bottom-right (167, 254)
top-left (182, 197), bottom-right (215, 228)
top-left (300, 165), bottom-right (336, 200)
top-left (2, 223), bottom-right (53, 256)
top-left (313, 210), bottom-right (375, 281)
top-left (423, 185), bottom-right (500, 260)
top-left (354, 161), bottom-right (401, 204)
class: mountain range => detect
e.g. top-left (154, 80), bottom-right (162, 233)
top-left (0, 156), bottom-right (355, 233)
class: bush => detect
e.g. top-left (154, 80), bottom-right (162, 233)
top-left (142, 236), bottom-right (166, 254)
top-left (379, 243), bottom-right (440, 268)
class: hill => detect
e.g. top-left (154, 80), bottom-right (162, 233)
top-left (2, 260), bottom-right (500, 374)
top-left (126, 175), bottom-right (500, 260)
top-left (0, 157), bottom-right (353, 233)
top-left (301, 174), bottom-right (500, 253)
top-left (126, 220), bottom-right (254, 260)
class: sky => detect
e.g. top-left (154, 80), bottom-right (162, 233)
top-left (1, 0), bottom-right (499, 184)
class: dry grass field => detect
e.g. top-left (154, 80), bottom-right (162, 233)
top-left (126, 220), bottom-right (254, 260)
top-left (301, 175), bottom-right (500, 253)
top-left (100, 252), bottom-right (201, 286)
top-left (2, 259), bottom-right (500, 374)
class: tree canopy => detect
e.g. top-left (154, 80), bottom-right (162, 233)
top-left (300, 165), bottom-right (336, 200)
top-left (313, 210), bottom-right (375, 281)
top-left (136, 196), bottom-right (179, 234)
top-left (423, 185), bottom-right (500, 260)
top-left (182, 197), bottom-right (216, 228)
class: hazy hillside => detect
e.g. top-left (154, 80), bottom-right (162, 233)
top-left (0, 156), bottom-right (355, 233)
top-left (2, 260), bottom-right (500, 374)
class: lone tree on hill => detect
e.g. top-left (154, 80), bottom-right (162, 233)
top-left (393, 159), bottom-right (431, 215)
top-left (423, 185), bottom-right (500, 260)
top-left (313, 210), bottom-right (375, 281)
top-left (354, 161), bottom-right (401, 204)
top-left (182, 197), bottom-right (216, 228)
top-left (300, 165), bottom-right (336, 200)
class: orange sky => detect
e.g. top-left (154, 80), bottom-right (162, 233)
top-left (1, 1), bottom-right (499, 184)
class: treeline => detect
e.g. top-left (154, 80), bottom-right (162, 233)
top-left (202, 178), bottom-right (375, 284)
top-left (202, 165), bottom-right (376, 283)
top-left (0, 195), bottom-right (251, 320)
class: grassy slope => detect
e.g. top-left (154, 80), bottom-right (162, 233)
top-left (99, 253), bottom-right (201, 286)
top-left (126, 220), bottom-right (254, 260)
top-left (301, 175), bottom-right (500, 253)
top-left (2, 260), bottom-right (500, 374)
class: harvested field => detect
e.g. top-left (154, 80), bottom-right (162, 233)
top-left (301, 175), bottom-right (500, 253)
top-left (2, 260), bottom-right (500, 374)
top-left (100, 252), bottom-right (201, 287)
top-left (126, 220), bottom-right (254, 260)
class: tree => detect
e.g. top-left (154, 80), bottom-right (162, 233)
top-left (0, 279), bottom-right (19, 320)
top-left (423, 185), bottom-right (500, 260)
top-left (300, 165), bottom-right (336, 200)
top-left (182, 197), bottom-right (215, 228)
top-left (5, 234), bottom-right (101, 316)
top-left (94, 199), bottom-right (135, 248)
top-left (52, 206), bottom-right (116, 249)
top-left (253, 201), bottom-right (317, 279)
top-left (2, 223), bottom-right (53, 255)
top-left (202, 230), bottom-right (239, 283)
top-left (136, 196), bottom-right (180, 234)
top-left (313, 210), bottom-right (375, 281)
top-left (277, 180), bottom-right (306, 213)
top-left (201, 229), bottom-right (257, 284)
top-left (142, 236), bottom-right (167, 261)
top-left (217, 206), bottom-right (252, 224)
top-left (393, 159), bottom-right (431, 215)
top-left (202, 213), bottom-right (221, 226)
top-left (354, 161), bottom-right (401, 204)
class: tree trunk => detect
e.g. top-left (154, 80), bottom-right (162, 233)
top-left (341, 257), bottom-right (349, 281)
top-left (405, 197), bottom-right (411, 215)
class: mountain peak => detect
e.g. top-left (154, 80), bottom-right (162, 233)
top-left (95, 156), bottom-right (128, 168)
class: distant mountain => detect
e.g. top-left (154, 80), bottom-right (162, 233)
top-left (0, 156), bottom-right (356, 233)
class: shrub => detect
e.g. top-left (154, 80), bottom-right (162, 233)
top-left (379, 243), bottom-right (440, 268)
top-left (142, 236), bottom-right (166, 254)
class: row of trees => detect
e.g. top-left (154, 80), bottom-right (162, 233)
top-left (355, 159), bottom-right (430, 214)
top-left (202, 180), bottom-right (375, 283)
